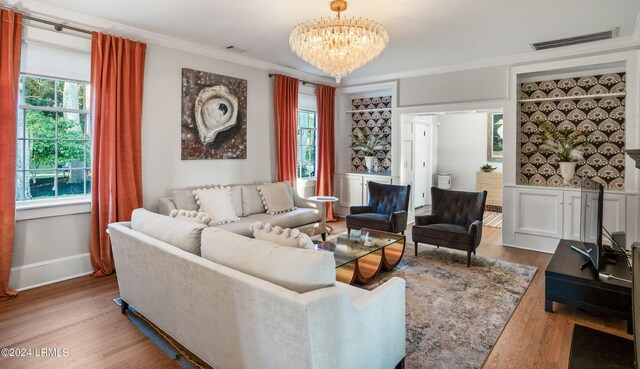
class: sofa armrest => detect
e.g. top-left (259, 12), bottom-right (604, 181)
top-left (293, 192), bottom-right (327, 229)
top-left (158, 197), bottom-right (176, 216)
top-left (468, 220), bottom-right (483, 247)
top-left (390, 210), bottom-right (408, 233)
top-left (415, 214), bottom-right (438, 226)
top-left (350, 205), bottom-right (375, 215)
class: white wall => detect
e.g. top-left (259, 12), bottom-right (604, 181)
top-left (436, 112), bottom-right (503, 192)
top-left (398, 66), bottom-right (508, 107)
top-left (141, 43), bottom-right (276, 211)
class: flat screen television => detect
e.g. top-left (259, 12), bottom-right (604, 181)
top-left (579, 177), bottom-right (604, 270)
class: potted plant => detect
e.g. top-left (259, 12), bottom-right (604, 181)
top-left (534, 121), bottom-right (587, 185)
top-left (350, 133), bottom-right (388, 173)
top-left (480, 164), bottom-right (497, 173)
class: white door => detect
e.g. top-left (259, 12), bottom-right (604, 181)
top-left (414, 124), bottom-right (429, 207)
top-left (400, 114), bottom-right (415, 223)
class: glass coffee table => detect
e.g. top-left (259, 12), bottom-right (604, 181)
top-left (315, 228), bottom-right (406, 285)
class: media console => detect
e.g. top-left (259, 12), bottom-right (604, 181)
top-left (545, 239), bottom-right (632, 333)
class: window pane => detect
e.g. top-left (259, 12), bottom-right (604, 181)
top-left (85, 170), bottom-right (92, 195)
top-left (308, 113), bottom-right (316, 128)
top-left (58, 140), bottom-right (86, 169)
top-left (26, 110), bottom-right (56, 139)
top-left (58, 111), bottom-right (86, 139)
top-left (27, 139), bottom-right (56, 170)
top-left (298, 111), bottom-right (309, 128)
top-left (15, 171), bottom-right (25, 201)
top-left (17, 109), bottom-right (25, 139)
top-left (56, 80), bottom-right (87, 110)
top-left (16, 139), bottom-right (24, 170)
top-left (23, 77), bottom-right (55, 107)
top-left (58, 168), bottom-right (85, 197)
top-left (27, 170), bottom-right (56, 199)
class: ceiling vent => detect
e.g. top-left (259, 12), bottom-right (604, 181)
top-left (225, 45), bottom-right (247, 53)
top-left (530, 28), bottom-right (618, 51)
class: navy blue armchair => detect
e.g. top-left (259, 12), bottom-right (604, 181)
top-left (346, 181), bottom-right (411, 235)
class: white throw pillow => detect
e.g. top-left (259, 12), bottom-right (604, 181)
top-left (250, 222), bottom-right (315, 249)
top-left (169, 209), bottom-right (211, 225)
top-left (192, 187), bottom-right (239, 225)
top-left (131, 208), bottom-right (207, 254)
top-left (257, 182), bottom-right (295, 215)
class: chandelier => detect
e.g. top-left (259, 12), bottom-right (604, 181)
top-left (289, 0), bottom-right (388, 83)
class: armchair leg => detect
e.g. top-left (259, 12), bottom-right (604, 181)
top-left (321, 233), bottom-right (327, 241)
top-left (347, 229), bottom-right (350, 237)
top-left (473, 250), bottom-right (476, 255)
top-left (121, 299), bottom-right (129, 315)
top-left (467, 251), bottom-right (471, 267)
top-left (401, 231), bottom-right (404, 235)
top-left (414, 242), bottom-right (418, 256)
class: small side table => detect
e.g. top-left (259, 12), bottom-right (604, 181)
top-left (307, 196), bottom-right (339, 233)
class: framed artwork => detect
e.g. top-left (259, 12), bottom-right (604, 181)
top-left (181, 68), bottom-right (247, 160)
top-left (487, 112), bottom-right (504, 162)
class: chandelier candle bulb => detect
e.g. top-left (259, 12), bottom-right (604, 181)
top-left (289, 1), bottom-right (388, 83)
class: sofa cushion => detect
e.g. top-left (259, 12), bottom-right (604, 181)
top-left (250, 222), bottom-right (315, 249)
top-left (216, 217), bottom-right (256, 237)
top-left (193, 187), bottom-right (240, 225)
top-left (250, 208), bottom-right (322, 229)
top-left (201, 227), bottom-right (335, 293)
top-left (169, 209), bottom-right (211, 225)
top-left (131, 208), bottom-right (207, 254)
top-left (241, 185), bottom-right (266, 216)
top-left (172, 189), bottom-right (198, 211)
top-left (257, 182), bottom-right (295, 215)
top-left (229, 186), bottom-right (243, 218)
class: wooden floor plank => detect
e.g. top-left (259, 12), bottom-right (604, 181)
top-left (0, 220), bottom-right (630, 368)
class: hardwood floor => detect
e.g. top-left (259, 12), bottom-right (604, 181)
top-left (0, 221), bottom-right (631, 369)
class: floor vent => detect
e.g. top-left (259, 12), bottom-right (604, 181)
top-left (530, 28), bottom-right (618, 51)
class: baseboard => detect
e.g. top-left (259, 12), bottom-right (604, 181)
top-left (502, 243), bottom-right (555, 254)
top-left (9, 253), bottom-right (93, 291)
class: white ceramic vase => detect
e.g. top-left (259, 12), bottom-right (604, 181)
top-left (364, 156), bottom-right (376, 173)
top-left (559, 161), bottom-right (576, 186)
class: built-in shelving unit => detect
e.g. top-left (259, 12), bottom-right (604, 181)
top-left (518, 92), bottom-right (626, 103)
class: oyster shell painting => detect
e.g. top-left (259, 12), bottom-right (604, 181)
top-left (181, 68), bottom-right (247, 159)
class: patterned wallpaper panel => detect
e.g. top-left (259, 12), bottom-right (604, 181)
top-left (519, 73), bottom-right (626, 190)
top-left (350, 96), bottom-right (392, 174)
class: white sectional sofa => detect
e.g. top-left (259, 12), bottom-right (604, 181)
top-left (158, 181), bottom-right (327, 239)
top-left (109, 209), bottom-right (406, 369)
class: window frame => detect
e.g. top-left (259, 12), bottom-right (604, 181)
top-left (296, 109), bottom-right (318, 180)
top-left (16, 73), bottom-right (92, 208)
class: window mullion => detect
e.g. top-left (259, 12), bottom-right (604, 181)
top-left (54, 112), bottom-right (59, 198)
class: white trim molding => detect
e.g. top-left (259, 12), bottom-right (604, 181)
top-left (9, 252), bottom-right (92, 291)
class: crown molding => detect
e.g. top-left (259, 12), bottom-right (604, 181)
top-left (342, 36), bottom-right (640, 86)
top-left (3, 0), bottom-right (336, 86)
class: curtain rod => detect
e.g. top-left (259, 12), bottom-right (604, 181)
top-left (1, 6), bottom-right (92, 35)
top-left (268, 73), bottom-right (318, 86)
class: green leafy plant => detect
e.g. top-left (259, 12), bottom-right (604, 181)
top-left (533, 120), bottom-right (587, 162)
top-left (350, 133), bottom-right (388, 156)
top-left (480, 164), bottom-right (497, 172)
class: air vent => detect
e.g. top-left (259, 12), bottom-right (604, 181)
top-left (225, 45), bottom-right (247, 53)
top-left (530, 28), bottom-right (618, 51)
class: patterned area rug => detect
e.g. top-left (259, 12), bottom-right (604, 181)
top-left (364, 244), bottom-right (537, 369)
top-left (483, 211), bottom-right (503, 228)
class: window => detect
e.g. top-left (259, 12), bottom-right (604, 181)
top-left (297, 110), bottom-right (317, 179)
top-left (16, 75), bottom-right (91, 202)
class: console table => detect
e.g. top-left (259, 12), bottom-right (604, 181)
top-left (545, 239), bottom-right (632, 333)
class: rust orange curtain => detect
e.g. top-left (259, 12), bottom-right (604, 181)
top-left (316, 84), bottom-right (337, 221)
top-left (90, 32), bottom-right (146, 276)
top-left (274, 74), bottom-right (299, 186)
top-left (0, 10), bottom-right (21, 299)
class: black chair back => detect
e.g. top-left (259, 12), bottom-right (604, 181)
top-left (367, 181), bottom-right (411, 215)
top-left (431, 187), bottom-right (487, 229)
